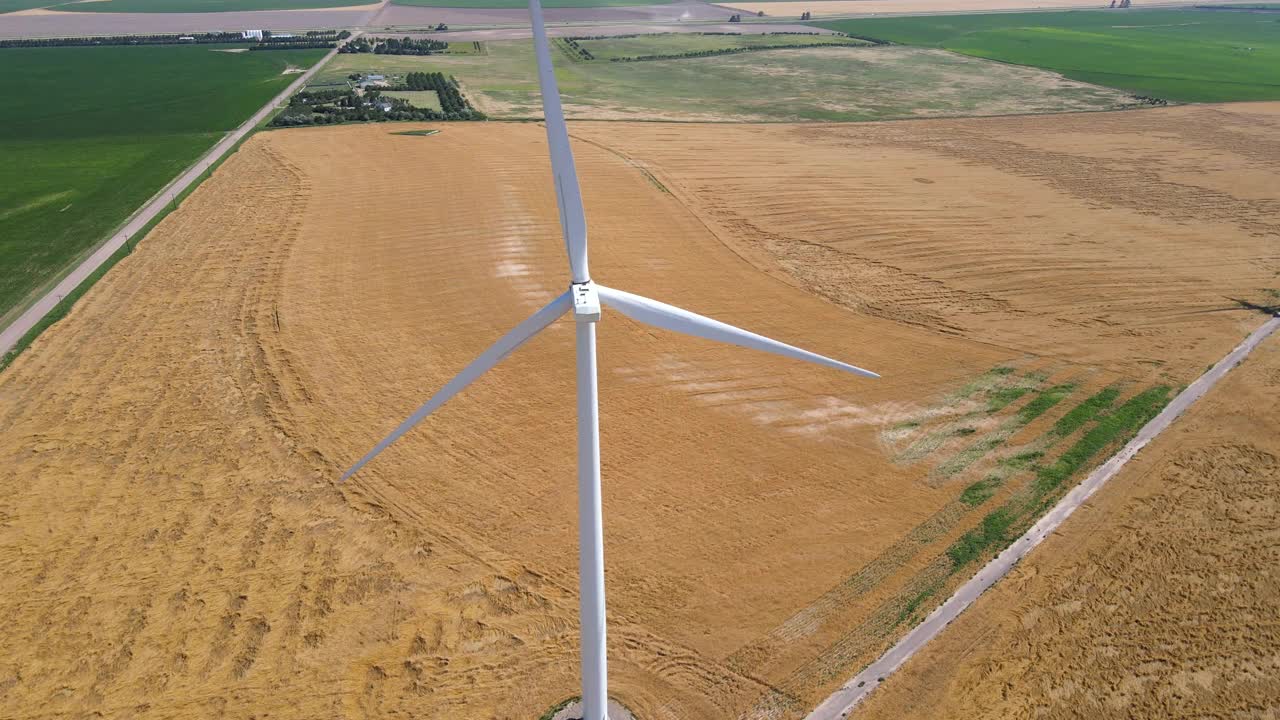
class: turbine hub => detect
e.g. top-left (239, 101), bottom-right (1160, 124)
top-left (573, 282), bottom-right (601, 323)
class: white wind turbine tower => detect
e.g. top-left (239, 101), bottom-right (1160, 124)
top-left (341, 1), bottom-right (879, 716)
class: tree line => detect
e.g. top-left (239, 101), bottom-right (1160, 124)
top-left (556, 37), bottom-right (594, 61)
top-left (340, 36), bottom-right (449, 55)
top-left (250, 41), bottom-right (336, 50)
top-left (606, 40), bottom-right (865, 63)
top-left (0, 30), bottom-right (348, 49)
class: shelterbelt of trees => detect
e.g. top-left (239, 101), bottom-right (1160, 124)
top-left (340, 35), bottom-right (449, 55)
top-left (0, 30), bottom-right (349, 49)
top-left (271, 72), bottom-right (483, 126)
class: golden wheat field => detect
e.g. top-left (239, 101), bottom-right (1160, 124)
top-left (0, 103), bottom-right (1277, 720)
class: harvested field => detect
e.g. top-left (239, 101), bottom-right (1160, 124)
top-left (0, 122), bottom-right (1017, 719)
top-left (1, 106), bottom-right (1277, 720)
top-left (854, 321), bottom-right (1280, 720)
top-left (570, 102), bottom-right (1280, 382)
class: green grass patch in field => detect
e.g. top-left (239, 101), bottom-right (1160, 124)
top-left (1046, 385), bottom-right (1121, 440)
top-left (1034, 385), bottom-right (1172, 494)
top-left (390, 128), bottom-right (440, 136)
top-left (985, 385), bottom-right (1030, 412)
top-left (944, 384), bottom-right (1171, 571)
top-left (934, 381), bottom-right (1075, 479)
top-left (946, 507), bottom-right (1016, 567)
top-left (959, 476), bottom-right (1002, 507)
top-left (575, 32), bottom-right (863, 62)
top-left (317, 37), bottom-right (1132, 122)
top-left (383, 89), bottom-right (443, 110)
top-left (0, 44), bottom-right (326, 324)
top-left (48, 0), bottom-right (368, 12)
top-left (817, 9), bottom-right (1280, 102)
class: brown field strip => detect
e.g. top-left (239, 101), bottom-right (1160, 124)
top-left (1, 103), bottom-right (1277, 719)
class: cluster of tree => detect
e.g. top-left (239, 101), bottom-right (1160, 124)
top-left (800, 11), bottom-right (812, 19)
top-left (270, 85), bottom-right (484, 127)
top-left (1107, 0), bottom-right (1133, 6)
top-left (607, 40), bottom-right (860, 63)
top-left (0, 29), bottom-right (348, 50)
top-left (836, 32), bottom-right (891, 45)
top-left (556, 37), bottom-right (595, 61)
top-left (1132, 95), bottom-right (1168, 105)
top-left (340, 35), bottom-right (449, 55)
top-left (250, 41), bottom-right (335, 50)
top-left (562, 33), bottom-right (643, 40)
top-left (728, 13), bottom-right (742, 21)
top-left (399, 71), bottom-right (473, 114)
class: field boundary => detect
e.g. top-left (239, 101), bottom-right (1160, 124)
top-left (806, 314), bottom-right (1280, 720)
top-left (0, 36), bottom-right (352, 364)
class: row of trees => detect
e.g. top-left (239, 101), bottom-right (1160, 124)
top-left (607, 41), bottom-right (860, 63)
top-left (249, 41), bottom-right (335, 50)
top-left (0, 30), bottom-right (347, 49)
top-left (556, 37), bottom-right (594, 61)
top-left (340, 34), bottom-right (449, 55)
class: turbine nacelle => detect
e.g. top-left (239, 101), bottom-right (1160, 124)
top-left (573, 282), bottom-right (602, 323)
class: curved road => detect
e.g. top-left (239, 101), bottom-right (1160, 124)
top-left (807, 314), bottom-right (1280, 720)
top-left (0, 37), bottom-right (352, 359)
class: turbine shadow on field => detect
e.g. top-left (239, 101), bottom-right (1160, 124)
top-left (1189, 296), bottom-right (1280, 317)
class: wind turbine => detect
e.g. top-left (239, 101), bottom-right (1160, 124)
top-left (340, 1), bottom-right (879, 716)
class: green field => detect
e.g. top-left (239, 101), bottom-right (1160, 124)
top-left (818, 9), bottom-right (1280, 102)
top-left (319, 34), bottom-right (1134, 122)
top-left (0, 44), bottom-right (326, 321)
top-left (383, 89), bottom-right (444, 110)
top-left (390, 0), bottom-right (672, 7)
top-left (42, 0), bottom-right (370, 12)
top-left (574, 32), bottom-right (864, 61)
top-left (0, 0), bottom-right (54, 12)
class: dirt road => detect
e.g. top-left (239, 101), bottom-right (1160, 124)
top-left (806, 314), bottom-right (1280, 720)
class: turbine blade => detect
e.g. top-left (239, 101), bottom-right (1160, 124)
top-left (597, 285), bottom-right (879, 379)
top-left (529, 0), bottom-right (590, 283)
top-left (342, 290), bottom-right (574, 480)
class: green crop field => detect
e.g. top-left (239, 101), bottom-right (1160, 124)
top-left (384, 89), bottom-right (444, 110)
top-left (0, 44), bottom-right (326, 322)
top-left (573, 32), bottom-right (864, 61)
top-left (1, 0), bottom-right (55, 12)
top-left (318, 34), bottom-right (1134, 122)
top-left (818, 9), bottom-right (1280, 102)
top-left (43, 0), bottom-right (371, 12)
top-left (390, 0), bottom-right (672, 8)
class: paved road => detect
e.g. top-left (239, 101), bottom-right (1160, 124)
top-left (807, 314), bottom-right (1280, 720)
top-left (0, 37), bottom-right (352, 359)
